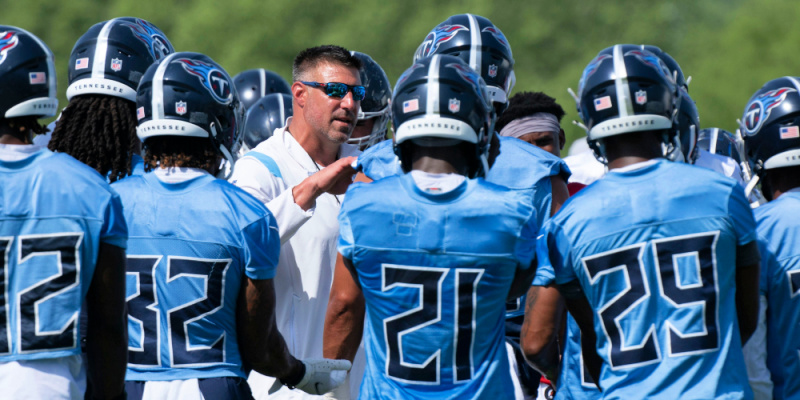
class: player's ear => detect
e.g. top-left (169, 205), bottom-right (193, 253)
top-left (559, 129), bottom-right (566, 151)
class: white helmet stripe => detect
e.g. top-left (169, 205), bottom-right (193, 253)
top-left (259, 68), bottom-right (266, 98)
top-left (152, 53), bottom-right (179, 120)
top-left (426, 55), bottom-right (441, 115)
top-left (277, 92), bottom-right (286, 125)
top-left (92, 19), bottom-right (117, 80)
top-left (613, 45), bottom-right (633, 117)
top-left (787, 76), bottom-right (800, 93)
top-left (467, 14), bottom-right (481, 74)
top-left (709, 127), bottom-right (719, 154)
top-left (15, 27), bottom-right (56, 100)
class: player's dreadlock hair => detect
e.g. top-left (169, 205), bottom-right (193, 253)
top-left (142, 136), bottom-right (219, 172)
top-left (48, 94), bottom-right (138, 182)
top-left (495, 91), bottom-right (566, 132)
top-left (0, 117), bottom-right (48, 144)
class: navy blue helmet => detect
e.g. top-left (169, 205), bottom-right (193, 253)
top-left (233, 68), bottom-right (291, 110)
top-left (0, 26), bottom-right (58, 118)
top-left (136, 52), bottom-right (244, 169)
top-left (392, 54), bottom-right (494, 177)
top-left (67, 17), bottom-right (173, 102)
top-left (741, 76), bottom-right (800, 178)
top-left (577, 44), bottom-right (680, 162)
top-left (241, 93), bottom-right (292, 151)
top-left (349, 51), bottom-right (391, 149)
top-left (697, 128), bottom-right (740, 163)
top-left (669, 88), bottom-right (700, 163)
top-left (642, 45), bottom-right (687, 90)
top-left (413, 14), bottom-right (515, 112)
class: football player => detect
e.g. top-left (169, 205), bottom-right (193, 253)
top-left (495, 91), bottom-right (567, 157)
top-left (323, 54), bottom-right (540, 399)
top-left (0, 26), bottom-right (128, 399)
top-left (741, 76), bottom-right (800, 400)
top-left (240, 93), bottom-right (292, 154)
top-left (698, 128), bottom-right (741, 161)
top-left (233, 68), bottom-right (292, 110)
top-left (695, 127), bottom-right (746, 184)
top-left (354, 14), bottom-right (570, 399)
top-left (115, 52), bottom-right (349, 399)
top-left (48, 17), bottom-right (174, 181)
top-left (347, 51), bottom-right (391, 150)
top-left (538, 44), bottom-right (760, 399)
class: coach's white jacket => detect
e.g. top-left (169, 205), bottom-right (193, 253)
top-left (230, 121), bottom-right (364, 399)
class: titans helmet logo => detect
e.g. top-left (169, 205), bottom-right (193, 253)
top-left (743, 87), bottom-right (797, 135)
top-left (481, 26), bottom-right (511, 55)
top-left (175, 58), bottom-right (232, 104)
top-left (446, 62), bottom-right (489, 109)
top-left (416, 24), bottom-right (468, 59)
top-left (124, 19), bottom-right (173, 61)
top-left (0, 31), bottom-right (19, 65)
top-left (578, 54), bottom-right (611, 94)
top-left (624, 50), bottom-right (675, 84)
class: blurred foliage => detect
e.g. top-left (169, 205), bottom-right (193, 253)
top-left (2, 0), bottom-right (795, 150)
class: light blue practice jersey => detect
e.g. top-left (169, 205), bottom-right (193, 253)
top-left (544, 159), bottom-right (757, 400)
top-left (756, 191), bottom-right (800, 400)
top-left (356, 139), bottom-right (399, 181)
top-left (113, 172), bottom-right (280, 381)
top-left (131, 153), bottom-right (145, 176)
top-left (356, 136), bottom-right (570, 319)
top-left (0, 148), bottom-right (127, 362)
top-left (534, 240), bottom-right (601, 399)
top-left (339, 173), bottom-right (539, 399)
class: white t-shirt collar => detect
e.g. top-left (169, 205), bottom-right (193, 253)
top-left (152, 167), bottom-right (210, 183)
top-left (0, 144), bottom-right (44, 162)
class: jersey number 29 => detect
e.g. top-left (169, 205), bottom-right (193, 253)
top-left (582, 232), bottom-right (720, 369)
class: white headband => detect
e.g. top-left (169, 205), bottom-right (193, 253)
top-left (499, 113), bottom-right (561, 138)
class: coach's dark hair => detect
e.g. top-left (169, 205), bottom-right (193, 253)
top-left (292, 45), bottom-right (363, 82)
top-left (142, 136), bottom-right (218, 172)
top-left (48, 95), bottom-right (138, 182)
top-left (0, 117), bottom-right (48, 144)
top-left (495, 91), bottom-right (566, 132)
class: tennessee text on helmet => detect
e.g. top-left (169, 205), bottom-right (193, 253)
top-left (67, 17), bottom-right (174, 102)
top-left (391, 54), bottom-right (494, 178)
top-left (576, 44), bottom-right (680, 163)
top-left (0, 26), bottom-right (58, 118)
top-left (136, 52), bottom-right (244, 176)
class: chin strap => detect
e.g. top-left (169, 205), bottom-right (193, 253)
top-left (217, 143), bottom-right (236, 180)
top-left (588, 138), bottom-right (608, 165)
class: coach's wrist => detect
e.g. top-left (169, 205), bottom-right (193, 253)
top-left (292, 178), bottom-right (322, 211)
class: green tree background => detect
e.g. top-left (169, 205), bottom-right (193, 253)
top-left (4, 0), bottom-right (795, 150)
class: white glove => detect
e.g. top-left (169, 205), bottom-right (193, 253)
top-left (269, 359), bottom-right (352, 395)
top-left (323, 373), bottom-right (350, 400)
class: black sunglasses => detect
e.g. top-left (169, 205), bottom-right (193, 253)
top-left (301, 81), bottom-right (366, 101)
